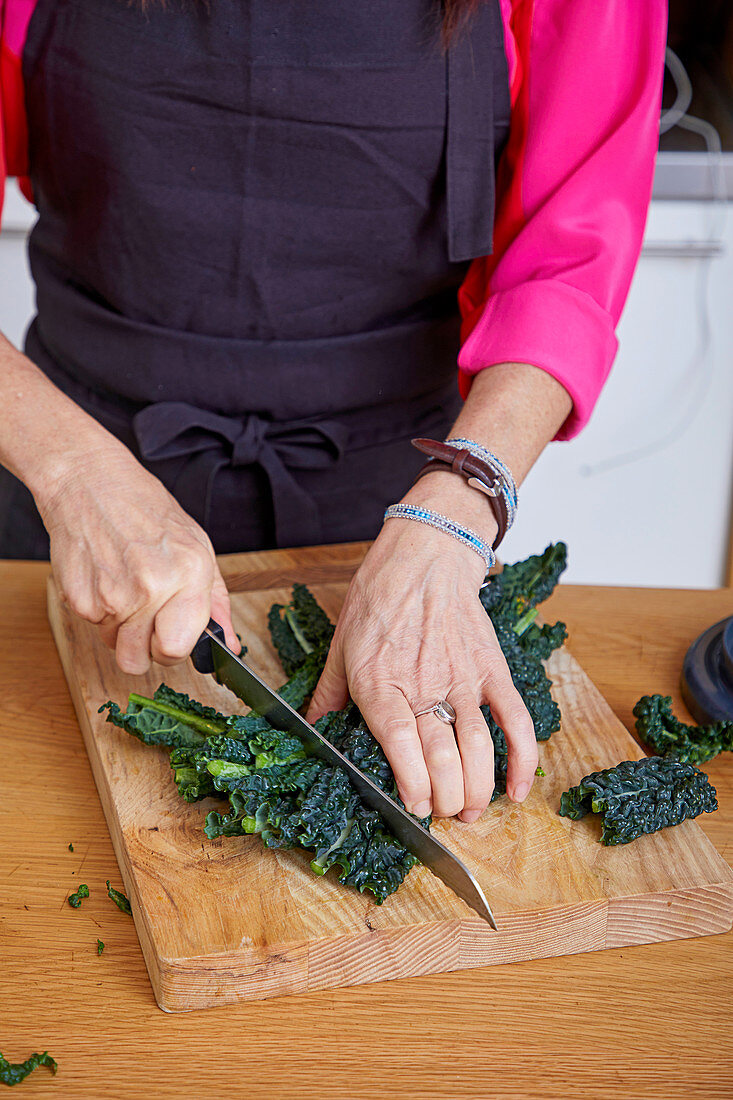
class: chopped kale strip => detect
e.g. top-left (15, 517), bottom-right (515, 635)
top-left (106, 880), bottom-right (132, 915)
top-left (633, 694), bottom-right (733, 765)
top-left (0, 1051), bottom-right (57, 1086)
top-left (67, 883), bottom-right (89, 908)
top-left (559, 757), bottom-right (718, 845)
top-left (267, 583), bottom-right (334, 678)
top-left (97, 939), bottom-right (105, 955)
top-left (67, 842), bottom-right (74, 852)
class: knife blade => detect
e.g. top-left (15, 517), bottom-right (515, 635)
top-left (192, 621), bottom-right (497, 928)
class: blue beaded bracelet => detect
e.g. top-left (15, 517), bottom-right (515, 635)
top-left (445, 437), bottom-right (518, 529)
top-left (383, 504), bottom-right (496, 570)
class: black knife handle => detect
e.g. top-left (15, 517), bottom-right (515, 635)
top-left (191, 618), bottom-right (226, 674)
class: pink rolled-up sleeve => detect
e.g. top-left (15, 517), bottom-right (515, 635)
top-left (457, 0), bottom-right (668, 439)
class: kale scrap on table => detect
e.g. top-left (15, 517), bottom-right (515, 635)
top-left (633, 694), bottom-right (733, 765)
top-left (101, 550), bottom-right (569, 904)
top-left (0, 1051), bottom-right (57, 1087)
top-left (559, 756), bottom-right (718, 845)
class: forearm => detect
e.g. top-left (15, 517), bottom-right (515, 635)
top-left (0, 332), bottom-right (125, 509)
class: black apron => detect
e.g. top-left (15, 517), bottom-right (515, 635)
top-left (1, 0), bottom-right (510, 557)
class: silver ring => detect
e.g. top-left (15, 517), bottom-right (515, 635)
top-left (413, 699), bottom-right (456, 725)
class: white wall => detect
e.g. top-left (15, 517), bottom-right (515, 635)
top-left (2, 180), bottom-right (731, 586)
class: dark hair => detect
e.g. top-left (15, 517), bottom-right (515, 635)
top-left (441, 0), bottom-right (482, 49)
top-left (131, 1), bottom-right (482, 51)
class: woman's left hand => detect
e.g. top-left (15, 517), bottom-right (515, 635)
top-left (306, 472), bottom-right (538, 823)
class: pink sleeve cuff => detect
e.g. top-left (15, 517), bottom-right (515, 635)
top-left (457, 279), bottom-right (619, 440)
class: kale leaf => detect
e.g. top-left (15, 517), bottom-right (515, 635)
top-left (97, 939), bottom-right (105, 955)
top-left (268, 583), bottom-right (334, 677)
top-left (0, 1051), bottom-right (57, 1086)
top-left (633, 694), bottom-right (733, 765)
top-left (68, 883), bottom-right (89, 908)
top-left (99, 684), bottom-right (228, 750)
top-left (106, 880), bottom-right (132, 915)
top-left (559, 756), bottom-right (718, 844)
top-left (479, 544), bottom-right (568, 796)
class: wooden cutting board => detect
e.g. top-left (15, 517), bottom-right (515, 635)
top-left (47, 543), bottom-right (733, 1012)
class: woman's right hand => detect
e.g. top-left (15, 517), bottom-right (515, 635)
top-left (37, 440), bottom-right (239, 674)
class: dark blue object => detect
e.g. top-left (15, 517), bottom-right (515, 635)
top-left (190, 620), bottom-right (226, 676)
top-left (11, 0), bottom-right (510, 557)
top-left (681, 616), bottom-right (733, 724)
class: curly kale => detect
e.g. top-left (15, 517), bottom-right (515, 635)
top-left (480, 542), bottom-right (568, 621)
top-left (559, 756), bottom-right (718, 845)
top-left (633, 694), bottom-right (733, 765)
top-left (68, 883), bottom-right (89, 908)
top-left (478, 544), bottom-right (568, 796)
top-left (203, 704), bottom-right (422, 902)
top-left (268, 583), bottom-right (334, 678)
top-left (0, 1051), bottom-right (57, 1086)
top-left (103, 562), bottom-right (568, 904)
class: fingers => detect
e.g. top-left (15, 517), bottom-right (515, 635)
top-left (451, 688), bottom-right (495, 823)
top-left (306, 643), bottom-right (349, 724)
top-left (415, 709), bottom-right (464, 818)
top-left (351, 685), bottom-right (432, 818)
top-left (482, 659), bottom-right (537, 804)
top-left (150, 583), bottom-right (213, 668)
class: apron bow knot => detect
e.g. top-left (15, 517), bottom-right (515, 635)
top-left (132, 401), bottom-right (348, 547)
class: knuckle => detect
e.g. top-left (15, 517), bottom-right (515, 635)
top-left (458, 723), bottom-right (490, 748)
top-left (377, 718), bottom-right (418, 747)
top-left (425, 745), bottom-right (460, 770)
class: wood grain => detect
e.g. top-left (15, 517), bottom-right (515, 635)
top-left (1, 560), bottom-right (732, 1097)
top-left (44, 548), bottom-right (733, 1012)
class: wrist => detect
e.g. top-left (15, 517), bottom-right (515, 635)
top-left (402, 468), bottom-right (500, 548)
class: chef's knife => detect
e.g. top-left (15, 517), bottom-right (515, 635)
top-left (191, 620), bottom-right (497, 928)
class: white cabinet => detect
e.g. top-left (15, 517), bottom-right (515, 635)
top-left (502, 199), bottom-right (733, 588)
top-left (2, 179), bottom-right (731, 586)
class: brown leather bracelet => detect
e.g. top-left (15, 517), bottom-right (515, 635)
top-left (410, 438), bottom-right (510, 550)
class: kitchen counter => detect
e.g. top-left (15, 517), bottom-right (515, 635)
top-left (1, 558), bottom-right (732, 1099)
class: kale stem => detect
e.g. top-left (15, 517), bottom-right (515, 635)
top-left (284, 609), bottom-right (314, 655)
top-left (128, 694), bottom-right (227, 736)
top-left (513, 607), bottom-right (539, 636)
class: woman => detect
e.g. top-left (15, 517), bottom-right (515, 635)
top-left (0, 0), bottom-right (666, 823)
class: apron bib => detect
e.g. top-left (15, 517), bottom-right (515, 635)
top-left (4, 0), bottom-right (509, 555)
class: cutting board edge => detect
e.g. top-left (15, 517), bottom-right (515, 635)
top-left (148, 880), bottom-right (733, 1011)
top-left (46, 575), bottom-right (165, 998)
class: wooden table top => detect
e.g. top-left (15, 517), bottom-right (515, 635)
top-left (1, 554), bottom-right (732, 1100)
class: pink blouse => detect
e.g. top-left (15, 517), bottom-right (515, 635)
top-left (0, 0), bottom-right (667, 438)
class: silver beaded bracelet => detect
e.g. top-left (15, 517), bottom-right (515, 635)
top-left (383, 503), bottom-right (496, 570)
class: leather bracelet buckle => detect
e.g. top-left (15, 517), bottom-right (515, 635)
top-left (410, 438), bottom-right (510, 550)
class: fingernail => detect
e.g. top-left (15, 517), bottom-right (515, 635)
top-left (513, 782), bottom-right (530, 803)
top-left (413, 800), bottom-right (432, 818)
top-left (459, 809), bottom-right (481, 824)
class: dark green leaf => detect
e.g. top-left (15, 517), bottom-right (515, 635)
top-left (106, 880), bottom-right (132, 915)
top-left (0, 1051), bottom-right (57, 1086)
top-left (96, 939), bottom-right (105, 955)
top-left (559, 756), bottom-right (718, 844)
top-left (68, 883), bottom-right (89, 908)
top-left (633, 694), bottom-right (733, 765)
